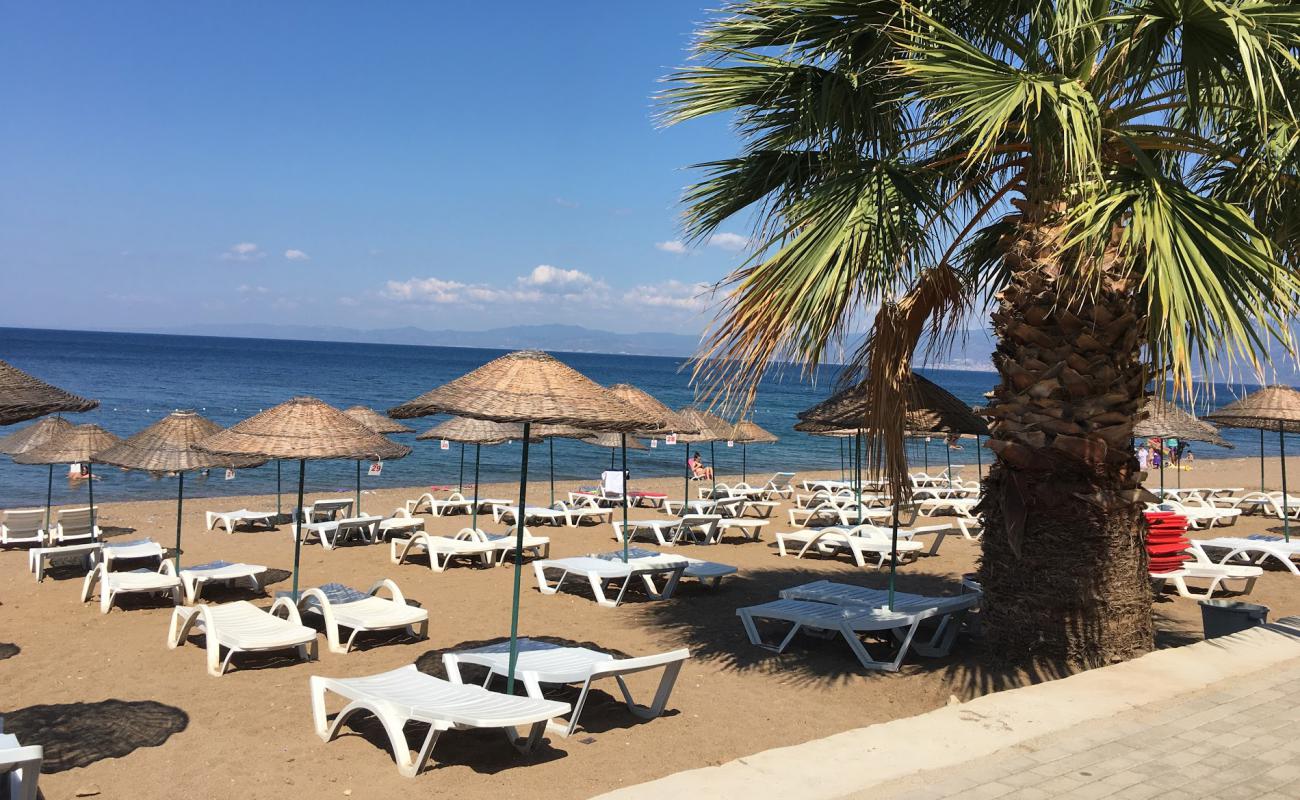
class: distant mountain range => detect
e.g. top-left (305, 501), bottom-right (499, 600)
top-left (142, 321), bottom-right (1000, 370)
top-left (147, 323), bottom-right (706, 358)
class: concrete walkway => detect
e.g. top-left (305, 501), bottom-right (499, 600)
top-left (595, 619), bottom-right (1300, 800)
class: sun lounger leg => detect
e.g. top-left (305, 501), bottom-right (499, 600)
top-left (507, 720), bottom-right (549, 755)
top-left (615, 659), bottom-right (684, 721)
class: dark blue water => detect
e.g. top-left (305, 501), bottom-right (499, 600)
top-left (0, 327), bottom-right (1276, 507)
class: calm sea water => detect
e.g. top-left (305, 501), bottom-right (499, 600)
top-left (0, 327), bottom-right (1278, 507)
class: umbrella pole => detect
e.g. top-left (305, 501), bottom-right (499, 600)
top-left (1280, 422), bottom-right (1290, 543)
top-left (924, 438), bottom-right (929, 471)
top-left (710, 440), bottom-right (717, 495)
top-left (742, 442), bottom-right (747, 483)
top-left (1260, 429), bottom-right (1266, 492)
top-left (945, 439), bottom-right (952, 483)
top-left (45, 464), bottom-right (53, 532)
top-left (1159, 439), bottom-right (1165, 496)
top-left (889, 505), bottom-right (898, 611)
top-left (549, 439), bottom-right (555, 506)
top-left (506, 422), bottom-right (532, 695)
top-left (610, 448), bottom-right (615, 471)
top-left (276, 460), bottom-right (282, 517)
top-left (88, 461), bottom-right (95, 532)
top-left (621, 434), bottom-right (629, 563)
top-left (855, 430), bottom-right (863, 525)
top-left (292, 458), bottom-right (306, 601)
top-left (839, 438), bottom-right (844, 481)
top-left (459, 443), bottom-right (465, 493)
top-left (355, 460), bottom-right (362, 514)
top-left (975, 435), bottom-right (983, 482)
top-left (471, 443), bottom-right (481, 530)
top-left (174, 473), bottom-right (184, 569)
top-left (683, 447), bottom-right (689, 510)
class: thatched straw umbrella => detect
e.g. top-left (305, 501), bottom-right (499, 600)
top-left (1206, 385), bottom-right (1300, 541)
top-left (0, 360), bottom-right (98, 426)
top-left (344, 406), bottom-right (414, 513)
top-left (1134, 398), bottom-right (1232, 493)
top-left (798, 373), bottom-right (988, 609)
top-left (676, 407), bottom-right (730, 501)
top-left (0, 416), bottom-right (74, 529)
top-left (730, 419), bottom-right (778, 483)
top-left (417, 417), bottom-right (532, 528)
top-left (196, 397), bottom-right (410, 597)
top-left (96, 411), bottom-right (265, 568)
top-left (390, 350), bottom-right (648, 693)
top-left (13, 424), bottom-right (122, 531)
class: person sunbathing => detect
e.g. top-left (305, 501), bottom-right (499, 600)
top-left (688, 452), bottom-right (714, 480)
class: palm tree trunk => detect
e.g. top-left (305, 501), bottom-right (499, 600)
top-left (977, 214), bottom-right (1154, 667)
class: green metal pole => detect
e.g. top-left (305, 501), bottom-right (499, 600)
top-left (549, 439), bottom-right (555, 506)
top-left (621, 433), bottom-right (630, 562)
top-left (710, 440), bottom-right (717, 496)
top-left (1280, 422), bottom-right (1290, 543)
top-left (471, 443), bottom-right (481, 530)
top-left (924, 438), bottom-right (929, 471)
top-left (506, 422), bottom-right (532, 695)
top-left (839, 437), bottom-right (845, 481)
top-left (87, 461), bottom-right (95, 532)
top-left (459, 442), bottom-right (465, 492)
top-left (742, 442), bottom-right (748, 483)
top-left (889, 505), bottom-right (898, 611)
top-left (174, 473), bottom-right (184, 570)
top-left (1260, 429), bottom-right (1266, 492)
top-left (1159, 438), bottom-right (1165, 496)
top-left (44, 464), bottom-right (53, 532)
top-left (355, 460), bottom-right (362, 514)
top-left (945, 436), bottom-right (953, 483)
top-left (683, 446), bottom-right (690, 511)
top-left (276, 460), bottom-right (282, 517)
top-left (291, 458), bottom-right (306, 601)
top-left (976, 435), bottom-right (983, 482)
top-left (855, 430), bottom-right (863, 525)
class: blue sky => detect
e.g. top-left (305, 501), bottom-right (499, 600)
top-left (0, 2), bottom-right (756, 334)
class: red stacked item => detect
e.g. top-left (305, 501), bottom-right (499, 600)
top-left (1145, 510), bottom-right (1192, 574)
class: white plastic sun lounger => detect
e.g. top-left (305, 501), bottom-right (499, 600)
top-left (1150, 500), bottom-right (1241, 529)
top-left (738, 583), bottom-right (980, 671)
top-left (81, 562), bottom-right (183, 614)
top-left (776, 525), bottom-right (928, 568)
top-left (406, 491), bottom-right (476, 517)
top-left (100, 538), bottom-right (166, 571)
top-left (493, 505), bottom-right (568, 527)
top-left (760, 472), bottom-right (797, 499)
top-left (51, 507), bottom-right (101, 545)
top-left (28, 541), bottom-right (100, 581)
top-left (279, 580), bottom-right (429, 654)
top-left (299, 515), bottom-right (384, 550)
top-left (1, 508), bottom-right (46, 547)
top-left (592, 548), bottom-right (737, 588)
top-left (377, 508), bottom-right (425, 540)
top-left (304, 498), bottom-right (353, 522)
top-left (444, 638), bottom-right (690, 737)
top-left (1191, 536), bottom-right (1300, 575)
top-left (390, 531), bottom-right (495, 572)
top-left (167, 599), bottom-right (318, 676)
top-left (178, 560), bottom-right (268, 604)
top-left (551, 501), bottom-right (615, 526)
top-left (204, 509), bottom-right (277, 534)
top-left (310, 664), bottom-right (570, 777)
top-left (0, 725), bottom-right (43, 800)
top-left (1151, 545), bottom-right (1262, 599)
top-left (533, 555), bottom-right (688, 607)
top-left (454, 528), bottom-right (551, 565)
top-left (614, 515), bottom-right (723, 547)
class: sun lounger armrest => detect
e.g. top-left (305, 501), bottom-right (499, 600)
top-left (589, 648), bottom-right (691, 679)
top-left (268, 596), bottom-right (305, 625)
top-left (158, 560), bottom-right (178, 576)
top-left (366, 578), bottom-right (407, 605)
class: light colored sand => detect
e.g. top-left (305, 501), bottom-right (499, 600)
top-left (1, 458), bottom-right (1297, 799)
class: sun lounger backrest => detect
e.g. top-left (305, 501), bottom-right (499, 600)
top-left (2, 509), bottom-right (44, 534)
top-left (56, 507), bottom-right (95, 534)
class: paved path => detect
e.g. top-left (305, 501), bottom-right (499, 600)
top-left (870, 658), bottom-right (1300, 800)
top-left (596, 619), bottom-right (1300, 800)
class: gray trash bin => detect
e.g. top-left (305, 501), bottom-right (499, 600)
top-left (1199, 599), bottom-right (1269, 639)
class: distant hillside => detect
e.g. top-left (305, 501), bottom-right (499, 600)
top-left (150, 323), bottom-right (704, 358)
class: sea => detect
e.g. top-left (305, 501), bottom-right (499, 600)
top-left (0, 327), bottom-right (1280, 508)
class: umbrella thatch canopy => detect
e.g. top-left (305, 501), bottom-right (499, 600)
top-left (532, 424), bottom-right (592, 439)
top-left (344, 406), bottom-right (413, 434)
top-left (1135, 399), bottom-right (1231, 448)
top-left (197, 397), bottom-right (411, 462)
top-left (196, 397), bottom-right (410, 598)
top-left (608, 384), bottom-right (698, 435)
top-left (0, 415), bottom-right (75, 456)
top-left (417, 417), bottom-right (529, 445)
top-left (96, 411), bottom-right (266, 568)
top-left (96, 411), bottom-right (267, 473)
top-left (731, 419), bottom-right (779, 444)
top-left (388, 350), bottom-right (647, 432)
top-left (798, 373), bottom-right (989, 436)
top-left (582, 433), bottom-right (647, 450)
top-left (13, 424), bottom-right (121, 466)
top-left (1204, 385), bottom-right (1300, 433)
top-left (675, 407), bottom-right (730, 442)
top-left (0, 360), bottom-right (98, 426)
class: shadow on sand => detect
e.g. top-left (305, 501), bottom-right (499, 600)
top-left (2, 699), bottom-right (188, 773)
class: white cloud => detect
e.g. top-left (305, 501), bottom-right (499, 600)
top-left (337, 296), bottom-right (361, 307)
top-left (381, 265), bottom-right (608, 308)
top-left (708, 232), bottom-right (749, 252)
top-left (655, 240), bottom-right (688, 254)
top-left (518, 265), bottom-right (604, 291)
top-left (553, 197), bottom-right (579, 208)
top-left (236, 284), bottom-right (271, 295)
top-left (625, 280), bottom-right (714, 312)
top-left (381, 277), bottom-right (469, 304)
top-left (221, 242), bottom-right (265, 261)
top-left (284, 249), bottom-right (310, 261)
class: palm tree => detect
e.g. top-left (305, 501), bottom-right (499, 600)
top-left (663, 1), bottom-right (1300, 668)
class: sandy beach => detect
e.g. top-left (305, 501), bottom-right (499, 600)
top-left (3, 457), bottom-right (1299, 800)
